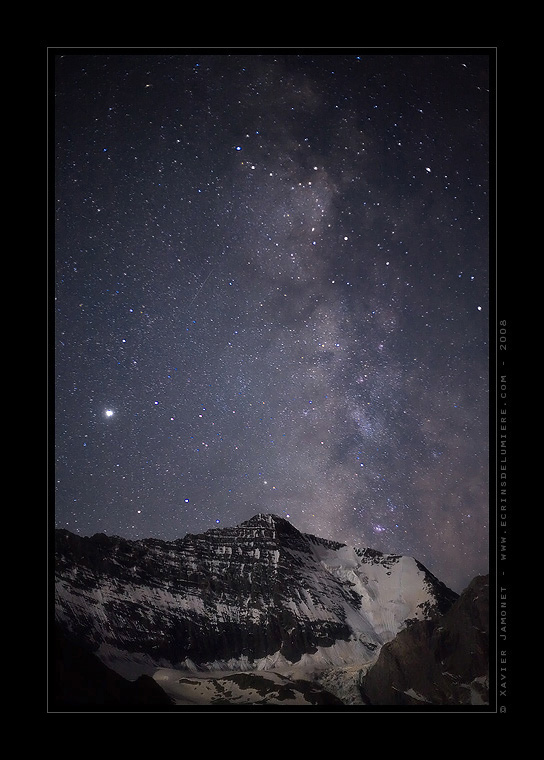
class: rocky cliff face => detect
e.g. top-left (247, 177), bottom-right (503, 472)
top-left (55, 513), bottom-right (458, 677)
top-left (358, 574), bottom-right (489, 706)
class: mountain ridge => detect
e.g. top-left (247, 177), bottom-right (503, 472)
top-left (358, 574), bottom-right (489, 706)
top-left (55, 513), bottom-right (458, 681)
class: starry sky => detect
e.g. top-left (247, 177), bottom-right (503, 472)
top-left (53, 49), bottom-right (492, 594)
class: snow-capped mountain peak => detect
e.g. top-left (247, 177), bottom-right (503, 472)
top-left (55, 514), bottom-right (458, 677)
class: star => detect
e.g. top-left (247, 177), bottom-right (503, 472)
top-left (53, 49), bottom-right (491, 595)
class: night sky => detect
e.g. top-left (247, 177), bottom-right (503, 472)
top-left (53, 50), bottom-right (491, 594)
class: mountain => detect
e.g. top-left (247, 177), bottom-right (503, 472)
top-left (358, 574), bottom-right (489, 706)
top-left (54, 513), bottom-right (459, 702)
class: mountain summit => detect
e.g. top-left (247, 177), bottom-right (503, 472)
top-left (55, 514), bottom-right (457, 678)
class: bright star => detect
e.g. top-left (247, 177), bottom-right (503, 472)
top-left (105, 409), bottom-right (114, 417)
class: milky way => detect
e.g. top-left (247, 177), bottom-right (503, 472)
top-left (53, 50), bottom-right (492, 593)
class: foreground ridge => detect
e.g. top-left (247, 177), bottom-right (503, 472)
top-left (359, 574), bottom-right (489, 706)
